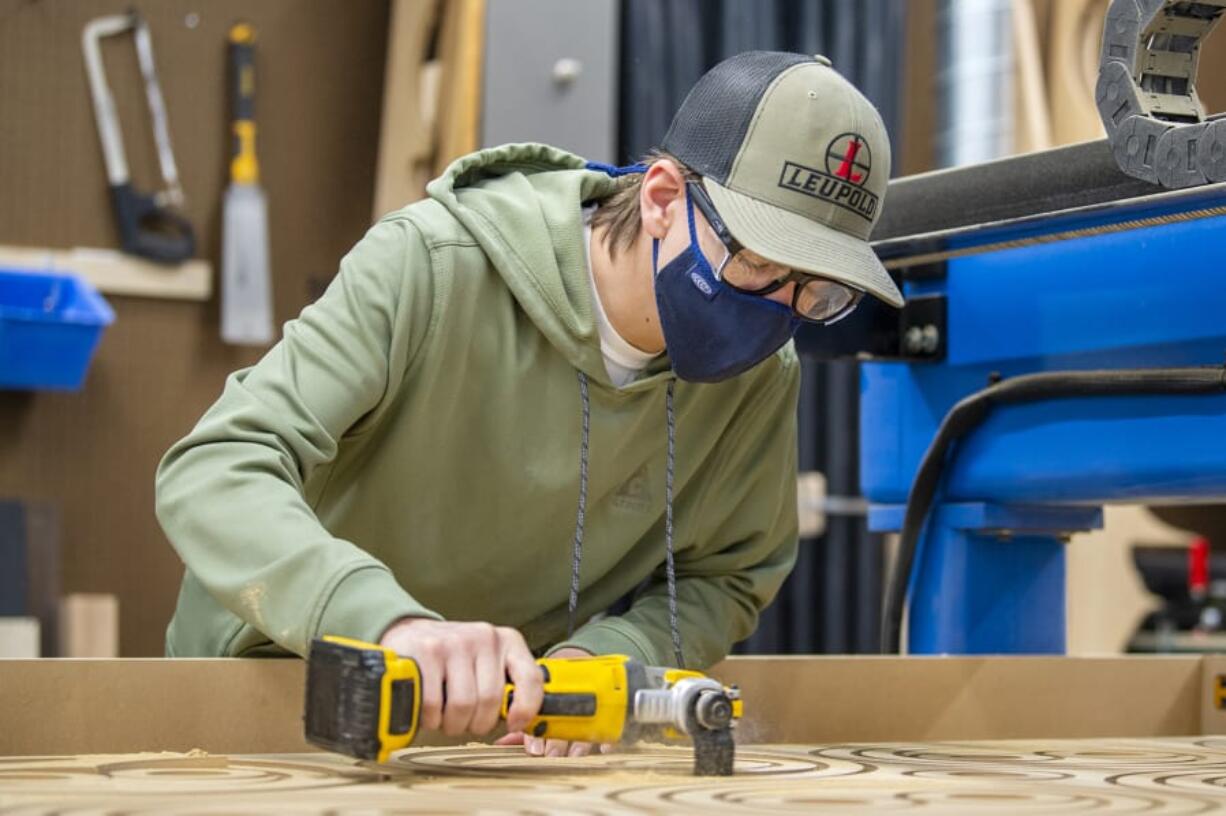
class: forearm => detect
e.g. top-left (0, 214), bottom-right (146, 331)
top-left (157, 424), bottom-right (441, 655)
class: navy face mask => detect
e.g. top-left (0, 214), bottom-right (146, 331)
top-left (653, 192), bottom-right (800, 383)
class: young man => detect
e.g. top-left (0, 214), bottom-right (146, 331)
top-left (156, 51), bottom-right (902, 755)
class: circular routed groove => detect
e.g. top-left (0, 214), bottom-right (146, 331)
top-left (391, 745), bottom-right (828, 777)
top-left (904, 767), bottom-right (1074, 783)
top-left (892, 789), bottom-right (1204, 814)
top-left (608, 782), bottom-right (1205, 814)
top-left (0, 756), bottom-right (384, 797)
top-left (813, 742), bottom-right (1223, 770)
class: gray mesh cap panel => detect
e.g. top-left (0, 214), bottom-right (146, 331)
top-left (661, 50), bottom-right (815, 182)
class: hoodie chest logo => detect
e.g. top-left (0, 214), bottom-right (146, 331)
top-left (611, 464), bottom-right (652, 513)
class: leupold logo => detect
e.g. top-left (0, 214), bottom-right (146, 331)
top-left (778, 132), bottom-right (878, 221)
top-left (825, 133), bottom-right (871, 185)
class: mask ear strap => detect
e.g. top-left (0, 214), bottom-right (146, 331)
top-left (654, 189), bottom-right (715, 279)
top-left (684, 190), bottom-right (702, 252)
top-left (684, 189), bottom-right (719, 281)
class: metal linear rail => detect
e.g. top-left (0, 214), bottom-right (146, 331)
top-left (872, 140), bottom-right (1226, 268)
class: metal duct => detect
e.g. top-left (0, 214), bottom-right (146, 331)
top-left (936, 0), bottom-right (1015, 167)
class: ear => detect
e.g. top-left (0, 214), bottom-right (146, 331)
top-left (640, 159), bottom-right (687, 241)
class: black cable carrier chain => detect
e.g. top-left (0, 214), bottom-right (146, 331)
top-left (1098, 0), bottom-right (1226, 188)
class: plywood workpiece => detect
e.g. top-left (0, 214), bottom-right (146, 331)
top-left (5, 739), bottom-right (1226, 813)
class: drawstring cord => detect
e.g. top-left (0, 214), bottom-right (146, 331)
top-left (663, 379), bottom-right (684, 668)
top-left (567, 371), bottom-right (685, 667)
top-left (567, 371), bottom-right (591, 639)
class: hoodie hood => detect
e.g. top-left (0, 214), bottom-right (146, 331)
top-left (426, 143), bottom-right (633, 384)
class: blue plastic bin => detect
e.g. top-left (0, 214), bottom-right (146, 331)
top-left (0, 269), bottom-right (115, 391)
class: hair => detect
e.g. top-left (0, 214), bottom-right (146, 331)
top-left (589, 149), bottom-right (700, 260)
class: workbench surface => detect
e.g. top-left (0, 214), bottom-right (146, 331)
top-left (3, 737), bottom-right (1226, 813)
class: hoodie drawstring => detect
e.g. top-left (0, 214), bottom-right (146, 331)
top-left (567, 371), bottom-right (590, 640)
top-left (568, 371), bottom-right (685, 668)
top-left (663, 379), bottom-right (684, 668)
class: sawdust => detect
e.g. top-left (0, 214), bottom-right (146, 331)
top-left (624, 741), bottom-right (672, 751)
top-left (732, 716), bottom-right (767, 745)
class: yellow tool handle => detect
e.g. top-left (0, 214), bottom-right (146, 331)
top-left (501, 654), bottom-right (634, 744)
top-left (307, 639), bottom-right (636, 760)
top-left (228, 22), bottom-right (259, 184)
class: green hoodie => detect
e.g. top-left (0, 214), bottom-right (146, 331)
top-left (157, 144), bottom-right (800, 668)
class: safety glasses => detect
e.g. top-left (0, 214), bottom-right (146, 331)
top-left (687, 181), bottom-right (864, 325)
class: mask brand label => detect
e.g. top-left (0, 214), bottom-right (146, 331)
top-left (689, 270), bottom-right (715, 299)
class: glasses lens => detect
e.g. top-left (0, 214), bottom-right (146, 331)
top-left (795, 278), bottom-right (860, 322)
top-left (721, 250), bottom-right (791, 292)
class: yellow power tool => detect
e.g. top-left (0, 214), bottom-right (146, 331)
top-left (303, 636), bottom-right (743, 775)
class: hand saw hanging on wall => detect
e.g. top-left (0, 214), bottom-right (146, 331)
top-left (82, 12), bottom-right (195, 265)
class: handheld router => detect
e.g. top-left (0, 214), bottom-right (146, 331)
top-left (304, 636), bottom-right (743, 776)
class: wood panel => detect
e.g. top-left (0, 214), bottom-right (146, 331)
top-left (1201, 22), bottom-right (1226, 114)
top-left (900, 0), bottom-right (938, 176)
top-left (0, 655), bottom-right (1211, 756)
top-left (371, 0), bottom-right (440, 220)
top-left (0, 0), bottom-right (390, 655)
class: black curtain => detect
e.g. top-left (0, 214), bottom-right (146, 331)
top-left (618, 0), bottom-right (908, 655)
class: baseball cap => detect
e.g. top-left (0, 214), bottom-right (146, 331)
top-left (661, 51), bottom-right (904, 308)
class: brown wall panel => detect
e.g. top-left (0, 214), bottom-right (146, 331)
top-left (0, 0), bottom-right (390, 655)
top-left (1202, 25), bottom-right (1226, 114)
top-left (901, 0), bottom-right (938, 176)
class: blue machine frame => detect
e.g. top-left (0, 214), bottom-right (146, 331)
top-left (861, 192), bottom-right (1226, 654)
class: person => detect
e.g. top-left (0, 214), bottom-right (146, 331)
top-left (155, 51), bottom-right (902, 757)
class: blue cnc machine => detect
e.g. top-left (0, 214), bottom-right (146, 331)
top-left (801, 0), bottom-right (1226, 653)
top-left (862, 157), bottom-right (1226, 655)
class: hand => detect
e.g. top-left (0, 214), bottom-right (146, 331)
top-left (493, 647), bottom-right (613, 758)
top-left (380, 618), bottom-right (543, 738)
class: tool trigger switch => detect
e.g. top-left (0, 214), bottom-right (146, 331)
top-left (533, 722), bottom-right (548, 738)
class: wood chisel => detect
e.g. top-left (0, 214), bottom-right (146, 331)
top-left (304, 636), bottom-right (743, 775)
top-left (221, 22), bottom-right (274, 346)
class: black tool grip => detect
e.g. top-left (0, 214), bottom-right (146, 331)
top-left (229, 23), bottom-right (256, 125)
top-left (503, 691), bottom-right (597, 718)
top-left (303, 638), bottom-right (386, 761)
top-left (109, 182), bottom-right (195, 264)
top-left (539, 692), bottom-right (597, 717)
top-left (388, 678), bottom-right (417, 736)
